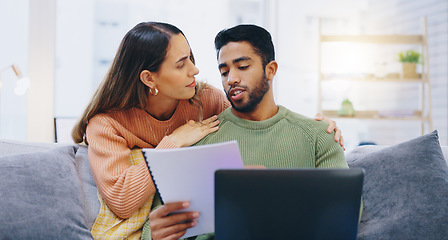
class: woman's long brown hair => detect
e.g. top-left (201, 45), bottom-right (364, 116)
top-left (72, 22), bottom-right (204, 144)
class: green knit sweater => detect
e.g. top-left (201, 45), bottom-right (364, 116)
top-left (196, 106), bottom-right (347, 168)
top-left (189, 106), bottom-right (347, 240)
top-left (141, 106), bottom-right (347, 240)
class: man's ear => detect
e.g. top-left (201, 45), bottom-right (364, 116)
top-left (140, 70), bottom-right (156, 88)
top-left (265, 60), bottom-right (278, 81)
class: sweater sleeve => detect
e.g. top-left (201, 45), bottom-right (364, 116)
top-left (86, 115), bottom-right (156, 219)
top-left (222, 97), bottom-right (231, 111)
top-left (199, 84), bottom-right (230, 117)
top-left (314, 126), bottom-right (348, 168)
top-left (156, 135), bottom-right (178, 149)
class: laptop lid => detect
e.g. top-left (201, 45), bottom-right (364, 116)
top-left (214, 168), bottom-right (363, 240)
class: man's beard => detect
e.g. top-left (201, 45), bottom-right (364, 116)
top-left (226, 74), bottom-right (270, 113)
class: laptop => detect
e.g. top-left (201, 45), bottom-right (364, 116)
top-left (214, 168), bottom-right (363, 240)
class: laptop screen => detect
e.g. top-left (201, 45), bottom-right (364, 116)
top-left (214, 168), bottom-right (363, 240)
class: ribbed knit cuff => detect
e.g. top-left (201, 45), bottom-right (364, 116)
top-left (156, 136), bottom-right (178, 149)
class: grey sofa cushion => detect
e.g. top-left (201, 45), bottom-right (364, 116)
top-left (0, 140), bottom-right (60, 155)
top-left (75, 144), bottom-right (100, 229)
top-left (347, 130), bottom-right (448, 240)
top-left (0, 145), bottom-right (93, 239)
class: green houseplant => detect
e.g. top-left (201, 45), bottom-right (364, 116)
top-left (397, 50), bottom-right (421, 79)
top-left (338, 98), bottom-right (354, 117)
top-left (398, 50), bottom-right (421, 63)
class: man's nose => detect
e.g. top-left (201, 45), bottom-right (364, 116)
top-left (227, 70), bottom-right (240, 86)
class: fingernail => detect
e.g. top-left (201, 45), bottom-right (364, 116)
top-left (182, 202), bottom-right (190, 208)
top-left (192, 212), bottom-right (200, 218)
top-left (190, 221), bottom-right (197, 227)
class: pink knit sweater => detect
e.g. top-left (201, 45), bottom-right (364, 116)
top-left (86, 85), bottom-right (229, 218)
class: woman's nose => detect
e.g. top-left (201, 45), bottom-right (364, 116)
top-left (188, 59), bottom-right (199, 76)
top-left (191, 64), bottom-right (199, 76)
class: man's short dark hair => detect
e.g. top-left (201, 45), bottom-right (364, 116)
top-left (214, 24), bottom-right (275, 68)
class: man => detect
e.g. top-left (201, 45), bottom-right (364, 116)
top-left (147, 24), bottom-right (348, 240)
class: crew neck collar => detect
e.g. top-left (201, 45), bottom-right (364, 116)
top-left (222, 105), bottom-right (287, 130)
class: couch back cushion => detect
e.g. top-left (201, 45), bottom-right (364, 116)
top-left (346, 130), bottom-right (448, 240)
top-left (75, 145), bottom-right (100, 229)
top-left (0, 145), bottom-right (93, 239)
top-left (0, 140), bottom-right (59, 155)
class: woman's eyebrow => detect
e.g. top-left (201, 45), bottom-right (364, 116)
top-left (176, 55), bottom-right (189, 64)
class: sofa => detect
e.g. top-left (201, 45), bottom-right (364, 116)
top-left (0, 130), bottom-right (447, 239)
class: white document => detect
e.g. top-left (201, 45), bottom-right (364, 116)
top-left (143, 140), bottom-right (244, 238)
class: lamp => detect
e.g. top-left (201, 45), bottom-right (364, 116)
top-left (0, 64), bottom-right (30, 96)
top-left (0, 64), bottom-right (30, 137)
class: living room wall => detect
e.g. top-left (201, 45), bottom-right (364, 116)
top-left (0, 0), bottom-right (29, 141)
top-left (0, 0), bottom-right (446, 148)
top-left (363, 0), bottom-right (448, 146)
top-left (272, 0), bottom-right (447, 149)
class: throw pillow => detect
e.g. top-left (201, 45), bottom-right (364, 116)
top-left (347, 130), bottom-right (448, 240)
top-left (75, 144), bottom-right (100, 230)
top-left (0, 145), bottom-right (93, 239)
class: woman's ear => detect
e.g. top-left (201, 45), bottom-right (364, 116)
top-left (140, 70), bottom-right (155, 88)
top-left (265, 60), bottom-right (278, 81)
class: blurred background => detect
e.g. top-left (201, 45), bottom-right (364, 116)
top-left (0, 0), bottom-right (447, 151)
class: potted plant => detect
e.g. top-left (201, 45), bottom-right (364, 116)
top-left (338, 98), bottom-right (355, 117)
top-left (397, 50), bottom-right (421, 79)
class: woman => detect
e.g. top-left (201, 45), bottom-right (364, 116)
top-left (72, 22), bottom-right (342, 239)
